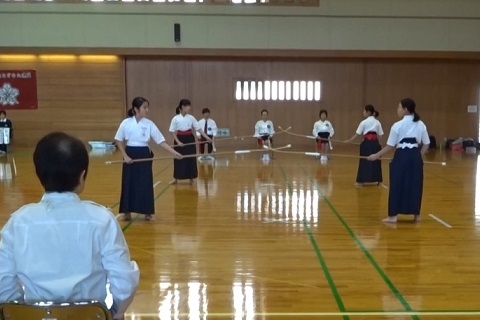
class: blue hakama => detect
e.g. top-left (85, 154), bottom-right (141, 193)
top-left (388, 138), bottom-right (423, 216)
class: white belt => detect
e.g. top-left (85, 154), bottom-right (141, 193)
top-left (126, 143), bottom-right (149, 147)
top-left (397, 143), bottom-right (418, 149)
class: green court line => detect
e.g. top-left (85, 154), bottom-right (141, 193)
top-left (109, 164), bottom-right (171, 210)
top-left (279, 165), bottom-right (349, 320)
top-left (300, 166), bottom-right (420, 320)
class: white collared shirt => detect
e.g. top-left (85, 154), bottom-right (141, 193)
top-left (254, 120), bottom-right (275, 137)
top-left (386, 115), bottom-right (430, 148)
top-left (356, 116), bottom-right (384, 136)
top-left (169, 114), bottom-right (201, 132)
top-left (313, 120), bottom-right (334, 137)
top-left (0, 192), bottom-right (139, 318)
top-left (197, 118), bottom-right (218, 136)
top-left (114, 117), bottom-right (165, 147)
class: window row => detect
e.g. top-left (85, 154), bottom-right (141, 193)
top-left (235, 80), bottom-right (321, 101)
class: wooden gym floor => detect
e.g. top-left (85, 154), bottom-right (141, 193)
top-left (1, 144), bottom-right (479, 320)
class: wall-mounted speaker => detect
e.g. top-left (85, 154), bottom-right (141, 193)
top-left (174, 23), bottom-right (181, 42)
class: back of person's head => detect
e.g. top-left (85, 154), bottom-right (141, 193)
top-left (34, 132), bottom-right (89, 192)
top-left (202, 108), bottom-right (210, 114)
top-left (364, 104), bottom-right (375, 115)
top-left (400, 98), bottom-right (420, 122)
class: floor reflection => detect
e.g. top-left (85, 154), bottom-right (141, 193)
top-left (156, 278), bottom-right (208, 320)
top-left (171, 187), bottom-right (201, 253)
top-left (0, 155), bottom-right (16, 184)
top-left (197, 162), bottom-right (217, 198)
top-left (236, 163), bottom-right (319, 226)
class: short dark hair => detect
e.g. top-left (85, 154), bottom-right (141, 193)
top-left (0, 110), bottom-right (6, 116)
top-left (33, 132), bottom-right (89, 192)
top-left (261, 109), bottom-right (268, 115)
top-left (319, 109), bottom-right (328, 117)
top-left (202, 108), bottom-right (210, 114)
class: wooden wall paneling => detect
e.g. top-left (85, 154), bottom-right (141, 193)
top-left (126, 58), bottom-right (480, 152)
top-left (0, 57), bottom-right (125, 147)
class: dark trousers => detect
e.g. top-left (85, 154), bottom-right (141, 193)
top-left (200, 135), bottom-right (214, 154)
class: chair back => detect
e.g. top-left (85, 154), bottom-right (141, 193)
top-left (0, 301), bottom-right (112, 320)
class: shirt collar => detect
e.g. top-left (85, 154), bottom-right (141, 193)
top-left (41, 192), bottom-right (80, 202)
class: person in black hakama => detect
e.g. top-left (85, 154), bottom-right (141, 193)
top-left (169, 99), bottom-right (212, 185)
top-left (115, 97), bottom-right (181, 221)
top-left (312, 110), bottom-right (334, 162)
top-left (345, 104), bottom-right (384, 186)
top-left (367, 98), bottom-right (430, 223)
top-left (254, 109), bottom-right (275, 161)
top-left (0, 110), bottom-right (13, 154)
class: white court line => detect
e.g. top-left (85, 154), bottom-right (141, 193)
top-left (125, 311), bottom-right (480, 317)
top-left (263, 218), bottom-right (288, 224)
top-left (380, 183), bottom-right (388, 189)
top-left (428, 214), bottom-right (452, 228)
top-left (153, 180), bottom-right (162, 188)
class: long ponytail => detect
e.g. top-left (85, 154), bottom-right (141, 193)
top-left (400, 98), bottom-right (420, 122)
top-left (127, 108), bottom-right (134, 117)
top-left (413, 111), bottom-right (420, 122)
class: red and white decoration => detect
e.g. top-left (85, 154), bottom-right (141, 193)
top-left (0, 70), bottom-right (38, 109)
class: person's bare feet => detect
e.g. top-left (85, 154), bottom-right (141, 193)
top-left (145, 214), bottom-right (154, 221)
top-left (119, 213), bottom-right (131, 221)
top-left (413, 215), bottom-right (421, 223)
top-left (169, 179), bottom-right (177, 185)
top-left (382, 216), bottom-right (397, 223)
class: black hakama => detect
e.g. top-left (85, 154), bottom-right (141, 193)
top-left (200, 135), bottom-right (214, 154)
top-left (174, 130), bottom-right (198, 179)
top-left (356, 132), bottom-right (382, 183)
top-left (119, 146), bottom-right (154, 215)
top-left (388, 138), bottom-right (423, 217)
top-left (316, 132), bottom-right (330, 149)
top-left (257, 135), bottom-right (273, 148)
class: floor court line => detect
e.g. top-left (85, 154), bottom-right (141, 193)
top-left (124, 311), bottom-right (480, 317)
top-left (428, 214), bottom-right (452, 228)
top-left (300, 166), bottom-right (420, 320)
top-left (278, 165), bottom-right (349, 320)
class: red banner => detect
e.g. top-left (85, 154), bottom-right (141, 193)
top-left (0, 70), bottom-right (38, 110)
